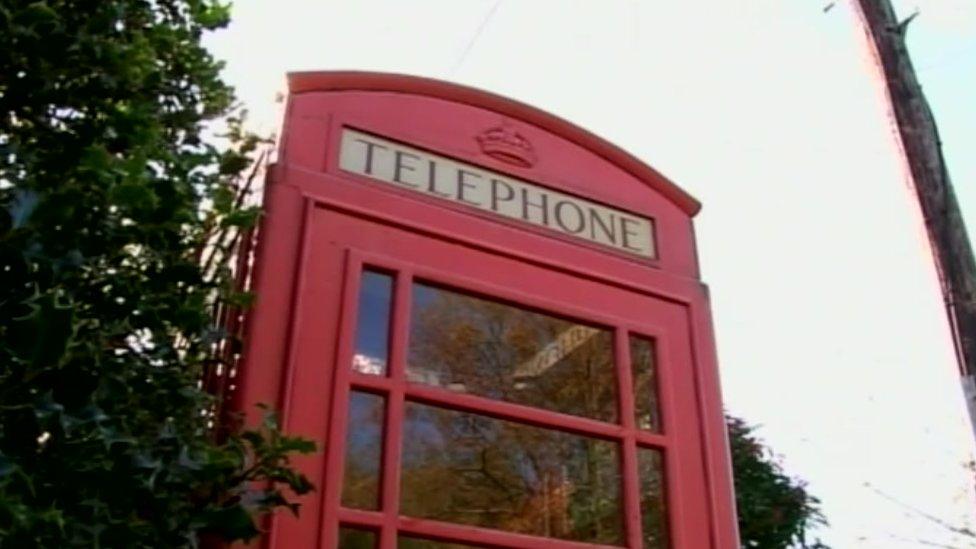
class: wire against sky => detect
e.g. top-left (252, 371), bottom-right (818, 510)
top-left (448, 0), bottom-right (503, 76)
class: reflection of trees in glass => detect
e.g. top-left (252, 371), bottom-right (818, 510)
top-left (400, 402), bottom-right (623, 545)
top-left (630, 336), bottom-right (662, 432)
top-left (338, 527), bottom-right (377, 549)
top-left (341, 392), bottom-right (385, 510)
top-left (402, 283), bottom-right (630, 545)
top-left (638, 448), bottom-right (668, 547)
top-left (397, 536), bottom-right (479, 548)
top-left (409, 283), bottom-right (617, 422)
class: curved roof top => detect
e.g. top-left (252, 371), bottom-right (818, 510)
top-left (288, 71), bottom-right (701, 216)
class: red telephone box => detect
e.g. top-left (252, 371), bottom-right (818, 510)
top-left (234, 72), bottom-right (738, 549)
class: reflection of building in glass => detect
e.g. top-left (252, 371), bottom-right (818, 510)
top-left (514, 324), bottom-right (600, 379)
top-left (404, 364), bottom-right (441, 386)
top-left (409, 282), bottom-right (617, 423)
top-left (351, 353), bottom-right (386, 376)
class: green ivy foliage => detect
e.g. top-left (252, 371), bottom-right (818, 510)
top-left (729, 416), bottom-right (829, 548)
top-left (0, 1), bottom-right (313, 547)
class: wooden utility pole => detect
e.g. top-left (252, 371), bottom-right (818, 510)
top-left (852, 0), bottom-right (976, 439)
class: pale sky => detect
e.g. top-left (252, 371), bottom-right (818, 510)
top-left (207, 1), bottom-right (976, 546)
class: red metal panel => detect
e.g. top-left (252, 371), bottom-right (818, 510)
top-left (318, 251), bottom-right (366, 549)
top-left (233, 72), bottom-right (738, 548)
top-left (233, 180), bottom-right (304, 426)
top-left (264, 199), bottom-right (330, 549)
top-left (288, 71), bottom-right (700, 217)
top-left (301, 95), bottom-right (698, 277)
top-left (688, 291), bottom-right (741, 549)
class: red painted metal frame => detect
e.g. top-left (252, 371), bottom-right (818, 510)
top-left (301, 208), bottom-right (714, 548)
top-left (233, 72), bottom-right (738, 549)
top-left (288, 71), bottom-right (700, 217)
top-left (320, 218), bottom-right (685, 548)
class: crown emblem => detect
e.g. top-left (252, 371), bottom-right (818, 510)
top-left (476, 123), bottom-right (537, 168)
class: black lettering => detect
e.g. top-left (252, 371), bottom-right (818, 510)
top-left (490, 178), bottom-right (515, 211)
top-left (589, 209), bottom-right (618, 245)
top-left (426, 160), bottom-right (451, 198)
top-left (393, 150), bottom-right (420, 187)
top-left (354, 138), bottom-right (387, 175)
top-left (554, 200), bottom-right (585, 234)
top-left (521, 188), bottom-right (549, 225)
top-left (620, 217), bottom-right (644, 253)
top-left (456, 169), bottom-right (482, 206)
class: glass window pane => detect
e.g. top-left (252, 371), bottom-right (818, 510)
top-left (630, 336), bottom-right (661, 432)
top-left (409, 282), bottom-right (617, 422)
top-left (398, 537), bottom-right (481, 548)
top-left (400, 401), bottom-right (623, 545)
top-left (341, 391), bottom-right (385, 510)
top-left (353, 271), bottom-right (393, 375)
top-left (339, 527), bottom-right (377, 549)
top-left (339, 527), bottom-right (377, 548)
top-left (637, 447), bottom-right (669, 548)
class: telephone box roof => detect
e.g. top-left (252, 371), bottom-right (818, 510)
top-left (288, 71), bottom-right (702, 216)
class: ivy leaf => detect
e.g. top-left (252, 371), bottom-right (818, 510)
top-left (275, 437), bottom-right (316, 455)
top-left (219, 206), bottom-right (260, 229)
top-left (0, 452), bottom-right (16, 478)
top-left (7, 189), bottom-right (39, 229)
top-left (94, 422), bottom-right (136, 449)
top-left (211, 184), bottom-right (234, 213)
top-left (221, 290), bottom-right (254, 309)
top-left (16, 1), bottom-right (60, 31)
top-left (195, 2), bottom-right (231, 29)
top-left (9, 292), bottom-right (75, 369)
top-left (200, 506), bottom-right (259, 541)
top-left (110, 181), bottom-right (158, 212)
top-left (217, 151), bottom-right (249, 176)
top-left (0, 1), bottom-right (315, 545)
top-left (34, 392), bottom-right (64, 422)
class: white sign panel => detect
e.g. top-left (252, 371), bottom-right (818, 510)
top-left (339, 128), bottom-right (656, 258)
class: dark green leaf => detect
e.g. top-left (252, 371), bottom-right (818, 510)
top-left (200, 506), bottom-right (259, 541)
top-left (7, 189), bottom-right (39, 228)
top-left (0, 1), bottom-right (312, 545)
top-left (8, 292), bottom-right (75, 368)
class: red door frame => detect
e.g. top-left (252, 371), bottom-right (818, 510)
top-left (315, 208), bottom-right (708, 548)
top-left (232, 72), bottom-right (738, 549)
